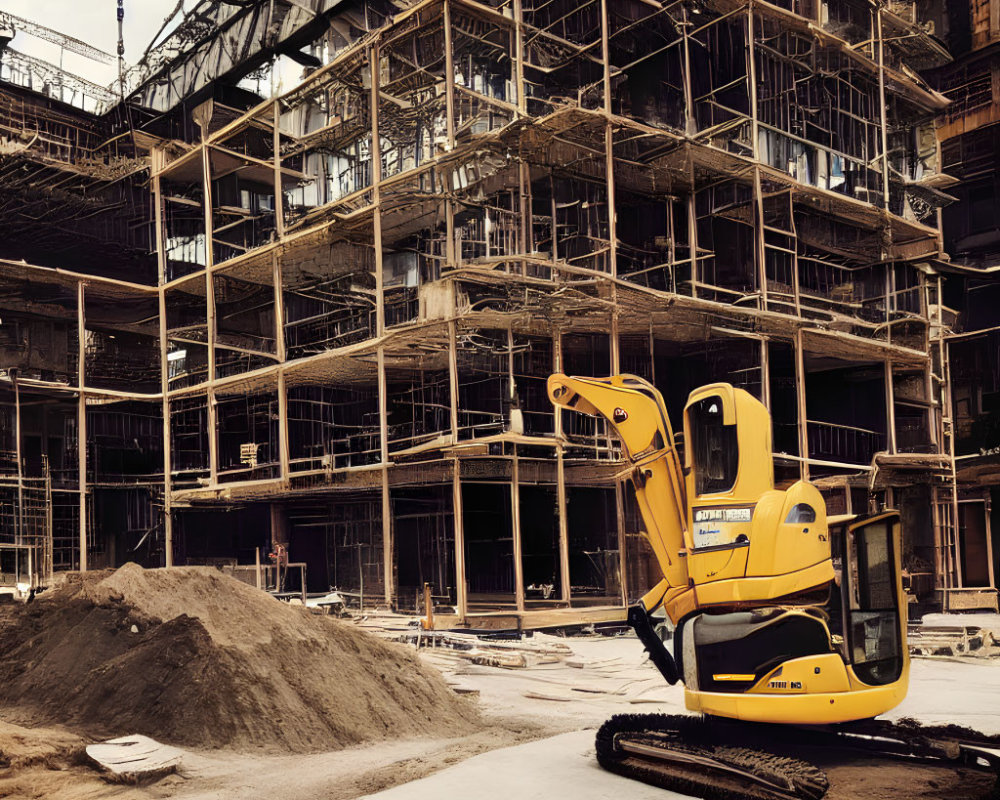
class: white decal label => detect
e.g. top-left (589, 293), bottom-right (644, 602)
top-left (692, 505), bottom-right (755, 549)
top-left (694, 507), bottom-right (753, 523)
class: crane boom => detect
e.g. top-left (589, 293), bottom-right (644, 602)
top-left (0, 47), bottom-right (116, 106)
top-left (0, 12), bottom-right (115, 65)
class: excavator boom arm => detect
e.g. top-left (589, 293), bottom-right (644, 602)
top-left (547, 374), bottom-right (691, 603)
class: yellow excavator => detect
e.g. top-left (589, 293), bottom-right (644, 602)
top-left (548, 373), bottom-right (999, 800)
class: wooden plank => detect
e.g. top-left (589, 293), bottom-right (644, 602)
top-left (453, 460), bottom-right (468, 621)
top-left (511, 446), bottom-right (525, 613)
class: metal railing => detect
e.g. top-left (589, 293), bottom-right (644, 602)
top-left (807, 419), bottom-right (885, 466)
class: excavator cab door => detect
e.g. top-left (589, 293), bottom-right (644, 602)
top-left (682, 386), bottom-right (773, 588)
top-left (838, 511), bottom-right (907, 687)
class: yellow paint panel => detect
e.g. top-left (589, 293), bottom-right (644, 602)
top-left (694, 560), bottom-right (835, 607)
top-left (686, 679), bottom-right (908, 725)
top-left (747, 653), bottom-right (851, 694)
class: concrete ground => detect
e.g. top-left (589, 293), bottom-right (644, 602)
top-left (351, 634), bottom-right (1000, 800)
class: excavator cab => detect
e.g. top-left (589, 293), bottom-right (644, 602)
top-left (547, 373), bottom-right (909, 725)
top-left (684, 383), bottom-right (772, 508)
top-left (681, 384), bottom-right (835, 611)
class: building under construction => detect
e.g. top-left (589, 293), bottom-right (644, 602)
top-left (0, 0), bottom-right (997, 625)
top-left (923, 0), bottom-right (1000, 605)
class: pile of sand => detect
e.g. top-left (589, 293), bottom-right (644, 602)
top-left (0, 564), bottom-right (478, 752)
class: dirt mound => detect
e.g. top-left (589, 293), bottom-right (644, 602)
top-left (0, 564), bottom-right (478, 752)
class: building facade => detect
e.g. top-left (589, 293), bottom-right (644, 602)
top-left (924, 0), bottom-right (1000, 605)
top-left (0, 0), bottom-right (995, 622)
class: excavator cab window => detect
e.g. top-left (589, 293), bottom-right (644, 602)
top-left (688, 396), bottom-right (738, 495)
top-left (785, 503), bottom-right (816, 524)
top-left (846, 518), bottom-right (903, 686)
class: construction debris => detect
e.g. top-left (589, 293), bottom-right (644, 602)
top-left (909, 613), bottom-right (1000, 659)
top-left (909, 625), bottom-right (1000, 658)
top-left (84, 734), bottom-right (183, 783)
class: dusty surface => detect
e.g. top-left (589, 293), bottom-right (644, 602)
top-left (353, 730), bottom-right (998, 800)
top-left (357, 731), bottom-right (676, 800)
top-left (817, 757), bottom-right (995, 800)
top-left (0, 565), bottom-right (477, 751)
top-left (362, 635), bottom-right (1000, 800)
top-left (1, 591), bottom-right (999, 800)
top-left (0, 719), bottom-right (545, 800)
top-left (0, 721), bottom-right (148, 800)
top-left (165, 720), bottom-right (549, 800)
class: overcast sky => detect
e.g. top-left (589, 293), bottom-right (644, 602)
top-left (2, 0), bottom-right (192, 87)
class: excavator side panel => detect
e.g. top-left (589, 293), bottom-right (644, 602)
top-left (685, 545), bottom-right (750, 586)
top-left (692, 561), bottom-right (835, 606)
top-left (686, 680), bottom-right (908, 724)
top-left (683, 487), bottom-right (836, 604)
top-left (745, 482), bottom-right (831, 579)
top-left (680, 511), bottom-right (908, 725)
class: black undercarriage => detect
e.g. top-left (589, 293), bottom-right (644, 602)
top-left (595, 713), bottom-right (1000, 800)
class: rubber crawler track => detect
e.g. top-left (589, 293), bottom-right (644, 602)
top-left (594, 713), bottom-right (1000, 800)
top-left (596, 714), bottom-right (828, 800)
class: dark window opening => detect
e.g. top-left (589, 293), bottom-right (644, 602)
top-left (969, 184), bottom-right (998, 234)
top-left (689, 396), bottom-right (739, 495)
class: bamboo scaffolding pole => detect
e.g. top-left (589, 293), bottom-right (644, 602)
top-left (200, 136), bottom-right (219, 484)
top-left (511, 443), bottom-right (525, 612)
top-left (794, 328), bottom-right (809, 482)
top-left (77, 282), bottom-right (88, 571)
top-left (554, 330), bottom-right (571, 604)
top-left (153, 158), bottom-right (174, 567)
top-left (452, 458), bottom-right (468, 620)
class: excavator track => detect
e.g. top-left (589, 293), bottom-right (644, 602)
top-left (595, 714), bottom-right (1000, 800)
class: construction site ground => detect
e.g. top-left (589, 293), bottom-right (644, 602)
top-left (1, 570), bottom-right (998, 800)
